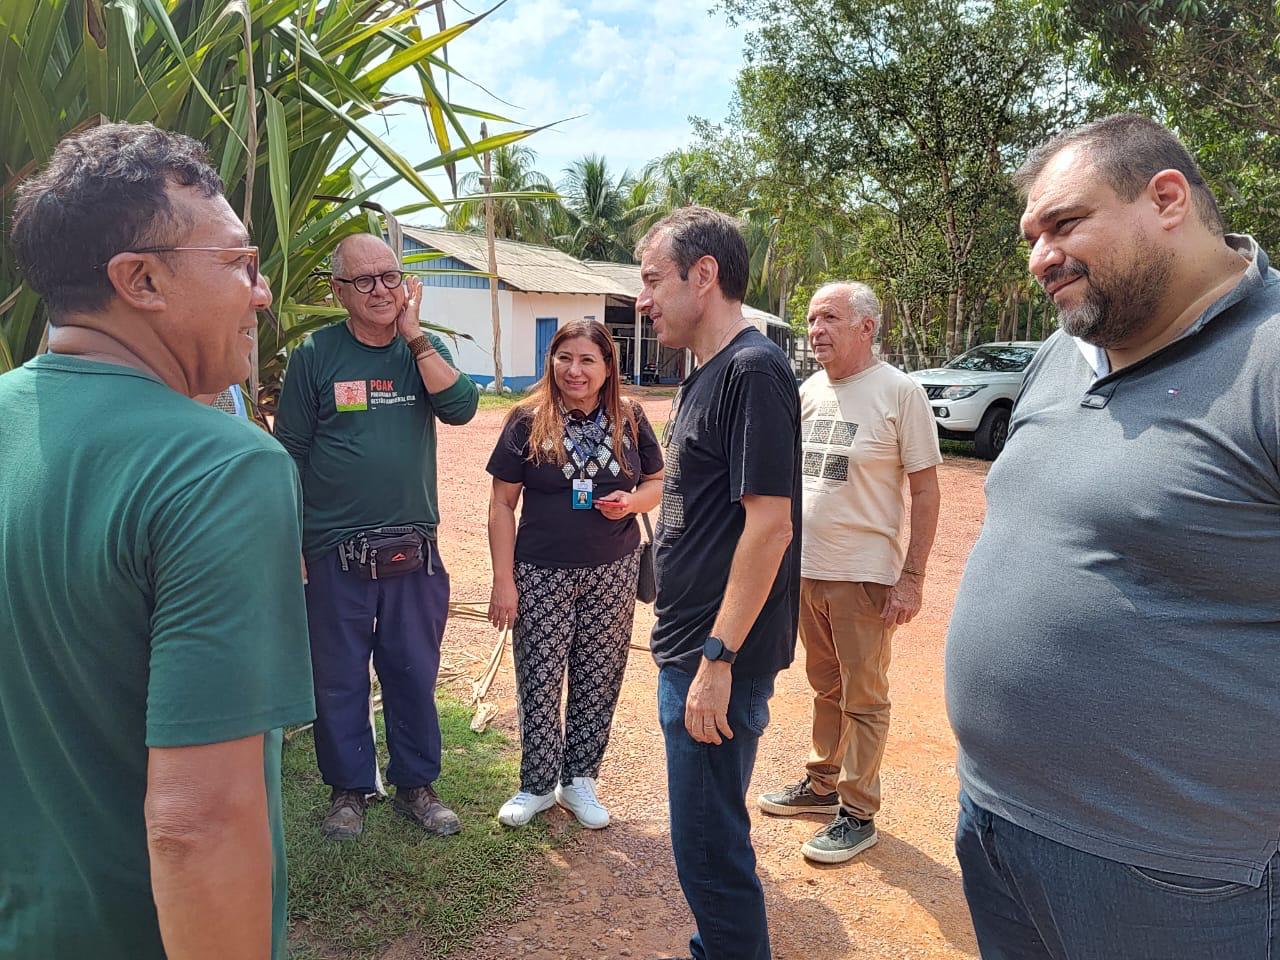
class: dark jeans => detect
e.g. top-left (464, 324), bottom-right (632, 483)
top-left (304, 541), bottom-right (449, 792)
top-left (956, 790), bottom-right (1279, 959)
top-left (659, 666), bottom-right (775, 960)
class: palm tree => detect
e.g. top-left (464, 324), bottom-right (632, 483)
top-left (444, 145), bottom-right (558, 244)
top-left (0, 0), bottom-right (535, 381)
top-left (556, 154), bottom-right (635, 261)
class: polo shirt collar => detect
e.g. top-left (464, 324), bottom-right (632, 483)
top-left (1073, 233), bottom-right (1271, 377)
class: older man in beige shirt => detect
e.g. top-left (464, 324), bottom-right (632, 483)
top-left (758, 281), bottom-right (942, 864)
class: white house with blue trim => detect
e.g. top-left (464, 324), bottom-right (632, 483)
top-left (403, 227), bottom-right (638, 390)
top-left (402, 226), bottom-right (796, 389)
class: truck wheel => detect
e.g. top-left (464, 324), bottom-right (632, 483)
top-left (974, 406), bottom-right (1011, 460)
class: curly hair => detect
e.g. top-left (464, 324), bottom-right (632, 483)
top-left (10, 122), bottom-right (224, 318)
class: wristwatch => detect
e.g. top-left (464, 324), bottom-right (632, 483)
top-left (702, 636), bottom-right (737, 665)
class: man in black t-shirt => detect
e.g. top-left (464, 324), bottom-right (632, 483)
top-left (636, 207), bottom-right (801, 960)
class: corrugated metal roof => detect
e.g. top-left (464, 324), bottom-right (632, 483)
top-left (402, 227), bottom-right (633, 297)
top-left (403, 229), bottom-right (790, 328)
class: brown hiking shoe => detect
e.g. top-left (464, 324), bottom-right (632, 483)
top-left (393, 784), bottom-right (461, 836)
top-left (321, 788), bottom-right (370, 841)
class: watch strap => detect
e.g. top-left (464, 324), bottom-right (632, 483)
top-left (704, 636), bottom-right (737, 664)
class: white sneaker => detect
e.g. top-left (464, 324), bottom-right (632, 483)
top-left (555, 777), bottom-right (610, 829)
top-left (497, 790), bottom-right (555, 827)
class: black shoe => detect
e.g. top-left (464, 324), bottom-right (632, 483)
top-left (321, 788), bottom-right (370, 841)
top-left (394, 784), bottom-right (461, 836)
top-left (801, 810), bottom-right (879, 864)
top-left (757, 775), bottom-right (841, 816)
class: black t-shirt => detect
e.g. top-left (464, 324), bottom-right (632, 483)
top-left (650, 327), bottom-right (802, 678)
top-left (486, 402), bottom-right (664, 569)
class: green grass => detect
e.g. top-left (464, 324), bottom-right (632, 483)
top-left (477, 391), bottom-right (529, 411)
top-left (939, 438), bottom-right (985, 460)
top-left (284, 696), bottom-right (564, 960)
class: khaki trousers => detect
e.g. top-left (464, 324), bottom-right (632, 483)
top-left (799, 577), bottom-right (896, 819)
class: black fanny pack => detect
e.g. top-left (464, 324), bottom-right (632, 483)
top-left (338, 526), bottom-right (426, 580)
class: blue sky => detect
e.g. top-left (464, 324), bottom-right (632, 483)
top-left (360, 0), bottom-right (750, 221)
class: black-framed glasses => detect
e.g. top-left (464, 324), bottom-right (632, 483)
top-left (121, 245), bottom-right (260, 285)
top-left (333, 270), bottom-right (404, 294)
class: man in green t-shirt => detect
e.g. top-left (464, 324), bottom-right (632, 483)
top-left (275, 233), bottom-right (479, 840)
top-left (0, 123), bottom-right (314, 959)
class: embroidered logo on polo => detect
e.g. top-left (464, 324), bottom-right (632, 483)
top-left (802, 399), bottom-right (858, 484)
top-left (333, 378), bottom-right (417, 412)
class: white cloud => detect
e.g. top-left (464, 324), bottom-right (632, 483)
top-left (370, 0), bottom-right (747, 213)
top-left (449, 0), bottom-right (583, 74)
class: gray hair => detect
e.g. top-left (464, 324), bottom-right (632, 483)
top-left (814, 281), bottom-right (882, 334)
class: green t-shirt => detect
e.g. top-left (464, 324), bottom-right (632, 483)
top-left (274, 322), bottom-right (480, 559)
top-left (0, 355), bottom-right (315, 959)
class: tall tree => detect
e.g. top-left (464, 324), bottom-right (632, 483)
top-left (445, 145), bottom-right (558, 243)
top-left (0, 0), bottom-right (538, 381)
top-left (721, 0), bottom-right (1082, 356)
top-left (1043, 0), bottom-right (1280, 246)
top-left (557, 154), bottom-right (635, 261)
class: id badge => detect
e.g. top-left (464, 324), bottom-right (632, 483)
top-left (572, 478), bottom-right (593, 509)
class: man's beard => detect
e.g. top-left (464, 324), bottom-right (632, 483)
top-left (1051, 248), bottom-right (1173, 348)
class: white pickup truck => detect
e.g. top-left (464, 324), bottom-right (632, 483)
top-left (907, 341), bottom-right (1043, 460)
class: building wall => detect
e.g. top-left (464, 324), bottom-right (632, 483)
top-left (419, 287), bottom-right (607, 391)
top-left (420, 285), bottom-right (515, 386)
top-left (507, 292), bottom-right (608, 389)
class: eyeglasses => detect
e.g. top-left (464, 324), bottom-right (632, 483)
top-left (124, 245), bottom-right (260, 285)
top-left (333, 270), bottom-right (404, 294)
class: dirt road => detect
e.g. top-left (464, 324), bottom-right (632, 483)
top-left (433, 400), bottom-right (988, 960)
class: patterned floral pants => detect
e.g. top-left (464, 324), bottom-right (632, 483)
top-left (512, 547), bottom-right (641, 795)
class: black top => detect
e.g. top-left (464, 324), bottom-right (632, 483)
top-left (650, 327), bottom-right (802, 678)
top-left (486, 402), bottom-right (664, 569)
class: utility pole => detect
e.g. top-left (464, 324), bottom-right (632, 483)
top-left (481, 123), bottom-right (504, 393)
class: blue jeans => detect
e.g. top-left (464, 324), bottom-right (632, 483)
top-left (955, 790), bottom-right (1279, 959)
top-left (659, 666), bottom-right (775, 960)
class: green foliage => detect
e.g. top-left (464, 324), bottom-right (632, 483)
top-left (1042, 0), bottom-right (1280, 246)
top-left (0, 0), bottom-right (541, 380)
top-left (720, 0), bottom-right (1081, 357)
top-left (284, 697), bottom-right (564, 960)
top-left (444, 144), bottom-right (560, 244)
top-left (556, 154), bottom-right (637, 261)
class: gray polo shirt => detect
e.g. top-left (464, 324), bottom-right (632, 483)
top-left (946, 235), bottom-right (1280, 885)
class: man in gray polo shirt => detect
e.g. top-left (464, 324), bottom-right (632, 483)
top-left (946, 113), bottom-right (1280, 958)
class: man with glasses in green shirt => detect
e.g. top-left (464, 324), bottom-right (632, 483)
top-left (0, 122), bottom-right (314, 958)
top-left (276, 233), bottom-right (479, 840)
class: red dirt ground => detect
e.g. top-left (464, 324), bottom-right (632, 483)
top-left (430, 398), bottom-right (990, 960)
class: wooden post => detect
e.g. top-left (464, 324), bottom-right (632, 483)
top-left (633, 302), bottom-right (642, 384)
top-left (481, 123), bottom-right (504, 393)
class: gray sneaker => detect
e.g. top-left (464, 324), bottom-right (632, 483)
top-left (801, 812), bottom-right (879, 864)
top-left (394, 784), bottom-right (462, 836)
top-left (321, 788), bottom-right (370, 841)
top-left (758, 776), bottom-right (841, 816)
